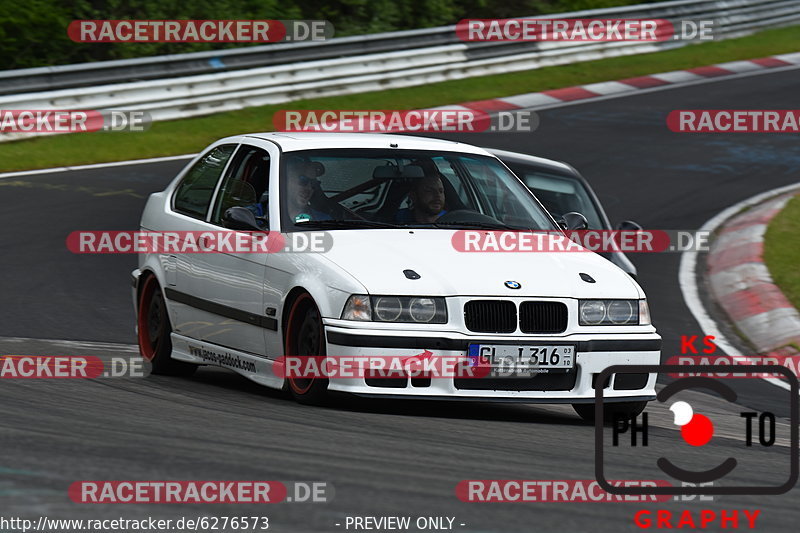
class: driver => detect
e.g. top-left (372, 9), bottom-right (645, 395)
top-left (284, 156), bottom-right (330, 222)
top-left (396, 174), bottom-right (447, 224)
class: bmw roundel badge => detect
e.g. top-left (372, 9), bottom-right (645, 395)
top-left (504, 280), bottom-right (521, 289)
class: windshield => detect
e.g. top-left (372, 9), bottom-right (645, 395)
top-left (279, 149), bottom-right (558, 231)
top-left (512, 167), bottom-right (605, 230)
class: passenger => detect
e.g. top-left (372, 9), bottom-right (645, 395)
top-left (250, 156), bottom-right (331, 223)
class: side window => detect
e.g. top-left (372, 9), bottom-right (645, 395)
top-left (516, 168), bottom-right (604, 229)
top-left (210, 145), bottom-right (271, 225)
top-left (173, 144), bottom-right (236, 219)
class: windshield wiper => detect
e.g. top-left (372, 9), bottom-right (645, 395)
top-left (429, 221), bottom-right (532, 231)
top-left (294, 219), bottom-right (404, 229)
top-left (294, 219), bottom-right (536, 231)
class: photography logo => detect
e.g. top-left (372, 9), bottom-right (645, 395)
top-left (594, 364), bottom-right (798, 495)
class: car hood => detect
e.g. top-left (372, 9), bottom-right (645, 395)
top-left (318, 229), bottom-right (642, 299)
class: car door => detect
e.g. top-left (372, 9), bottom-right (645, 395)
top-left (167, 141), bottom-right (238, 337)
top-left (178, 141), bottom-right (278, 357)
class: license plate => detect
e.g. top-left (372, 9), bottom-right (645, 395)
top-left (468, 344), bottom-right (575, 374)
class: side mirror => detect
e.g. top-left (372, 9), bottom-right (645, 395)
top-left (560, 212), bottom-right (589, 231)
top-left (616, 220), bottom-right (643, 231)
top-left (223, 206), bottom-right (263, 231)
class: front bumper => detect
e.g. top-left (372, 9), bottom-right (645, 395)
top-left (322, 323), bottom-right (660, 401)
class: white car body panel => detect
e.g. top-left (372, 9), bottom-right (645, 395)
top-left (133, 133), bottom-right (660, 402)
top-left (320, 229), bottom-right (644, 299)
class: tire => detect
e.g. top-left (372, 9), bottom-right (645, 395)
top-left (284, 293), bottom-right (329, 405)
top-left (137, 275), bottom-right (197, 377)
top-left (572, 401), bottom-right (647, 423)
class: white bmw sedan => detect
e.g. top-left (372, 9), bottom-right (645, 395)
top-left (132, 132), bottom-right (660, 419)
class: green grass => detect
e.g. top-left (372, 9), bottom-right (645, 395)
top-left (764, 194), bottom-right (800, 311)
top-left (2, 24), bottom-right (799, 172)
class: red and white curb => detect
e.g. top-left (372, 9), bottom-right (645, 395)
top-left (444, 52), bottom-right (800, 112)
top-left (3, 51), bottom-right (800, 177)
top-left (707, 192), bottom-right (800, 363)
top-left (275, 51), bottom-right (800, 134)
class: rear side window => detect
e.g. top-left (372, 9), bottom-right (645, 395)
top-left (173, 144), bottom-right (237, 219)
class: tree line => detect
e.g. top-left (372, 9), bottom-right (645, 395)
top-left (1, 0), bottom-right (659, 69)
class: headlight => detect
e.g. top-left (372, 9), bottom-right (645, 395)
top-left (409, 297), bottom-right (437, 322)
top-left (374, 296), bottom-right (402, 321)
top-left (579, 300), bottom-right (606, 325)
top-left (341, 295), bottom-right (371, 321)
top-left (639, 299), bottom-right (651, 325)
top-left (607, 300), bottom-right (635, 324)
top-left (340, 295), bottom-right (447, 324)
top-left (579, 299), bottom-right (642, 325)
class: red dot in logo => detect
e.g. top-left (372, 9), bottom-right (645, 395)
top-left (681, 413), bottom-right (714, 446)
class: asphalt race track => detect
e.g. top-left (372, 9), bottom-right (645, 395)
top-left (1, 68), bottom-right (799, 531)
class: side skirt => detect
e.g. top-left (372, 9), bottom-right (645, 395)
top-left (170, 333), bottom-right (285, 390)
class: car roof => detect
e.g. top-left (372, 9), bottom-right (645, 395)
top-left (235, 132), bottom-right (494, 155)
top-left (486, 147), bottom-right (579, 176)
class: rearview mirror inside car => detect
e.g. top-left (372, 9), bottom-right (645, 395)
top-left (373, 165), bottom-right (426, 179)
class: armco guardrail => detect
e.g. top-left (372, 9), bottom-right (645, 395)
top-left (1, 0), bottom-right (798, 141)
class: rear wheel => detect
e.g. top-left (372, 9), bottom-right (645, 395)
top-left (137, 275), bottom-right (196, 376)
top-left (572, 401), bottom-right (647, 423)
top-left (284, 293), bottom-right (328, 405)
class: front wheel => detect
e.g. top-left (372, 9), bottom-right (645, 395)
top-left (137, 275), bottom-right (196, 377)
top-left (572, 401), bottom-right (647, 423)
top-left (284, 293), bottom-right (329, 405)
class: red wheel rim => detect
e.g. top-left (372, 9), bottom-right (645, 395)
top-left (137, 276), bottom-right (163, 362)
top-left (285, 293), bottom-right (323, 395)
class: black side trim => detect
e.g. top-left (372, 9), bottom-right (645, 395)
top-left (165, 288), bottom-right (278, 331)
top-left (326, 331), bottom-right (660, 352)
top-left (327, 332), bottom-right (464, 350)
top-left (581, 339), bottom-right (662, 352)
top-left (350, 394), bottom-right (656, 403)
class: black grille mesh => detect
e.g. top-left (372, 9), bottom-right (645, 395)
top-left (464, 300), bottom-right (568, 334)
top-left (464, 300), bottom-right (516, 333)
top-left (519, 301), bottom-right (568, 334)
